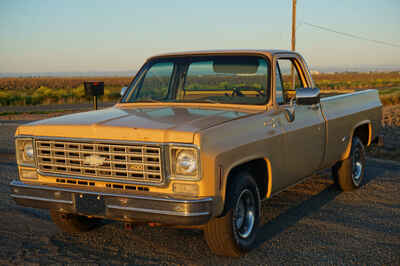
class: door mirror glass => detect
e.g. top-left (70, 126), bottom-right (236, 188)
top-left (296, 87), bottom-right (320, 105)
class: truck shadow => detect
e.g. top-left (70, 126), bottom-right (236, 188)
top-left (254, 164), bottom-right (381, 248)
top-left (255, 181), bottom-right (340, 247)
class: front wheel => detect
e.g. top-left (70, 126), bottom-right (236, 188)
top-left (332, 136), bottom-right (366, 191)
top-left (203, 171), bottom-right (261, 257)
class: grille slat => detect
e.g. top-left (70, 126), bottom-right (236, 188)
top-left (36, 140), bottom-right (163, 184)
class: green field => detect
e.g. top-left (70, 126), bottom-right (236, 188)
top-left (378, 87), bottom-right (400, 105)
top-left (0, 72), bottom-right (399, 106)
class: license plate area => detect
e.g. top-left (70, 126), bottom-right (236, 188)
top-left (75, 193), bottom-right (105, 215)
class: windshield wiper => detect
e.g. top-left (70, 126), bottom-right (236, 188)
top-left (194, 99), bottom-right (219, 104)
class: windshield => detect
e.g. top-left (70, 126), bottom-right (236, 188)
top-left (122, 55), bottom-right (270, 105)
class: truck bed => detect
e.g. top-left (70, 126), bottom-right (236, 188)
top-left (320, 89), bottom-right (382, 168)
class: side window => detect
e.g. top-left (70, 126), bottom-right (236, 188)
top-left (275, 63), bottom-right (284, 105)
top-left (276, 59), bottom-right (304, 104)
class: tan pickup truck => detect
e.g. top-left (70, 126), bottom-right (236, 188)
top-left (10, 50), bottom-right (382, 257)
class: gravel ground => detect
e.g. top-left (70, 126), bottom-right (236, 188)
top-left (367, 105), bottom-right (400, 161)
top-left (0, 123), bottom-right (18, 154)
top-left (0, 158), bottom-right (399, 265)
top-left (0, 104), bottom-right (399, 264)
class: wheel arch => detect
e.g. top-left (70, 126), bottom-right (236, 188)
top-left (218, 156), bottom-right (272, 217)
top-left (342, 120), bottom-right (371, 160)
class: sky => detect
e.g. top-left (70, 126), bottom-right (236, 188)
top-left (1, 0), bottom-right (399, 74)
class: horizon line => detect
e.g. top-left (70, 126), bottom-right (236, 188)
top-left (1, 65), bottom-right (400, 78)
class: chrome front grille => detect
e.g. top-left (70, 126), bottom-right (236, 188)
top-left (35, 139), bottom-right (163, 184)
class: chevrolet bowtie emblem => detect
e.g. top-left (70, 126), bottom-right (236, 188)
top-left (83, 155), bottom-right (105, 166)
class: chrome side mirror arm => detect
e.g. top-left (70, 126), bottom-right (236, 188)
top-left (284, 107), bottom-right (295, 122)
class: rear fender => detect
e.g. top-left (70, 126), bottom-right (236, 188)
top-left (341, 120), bottom-right (371, 160)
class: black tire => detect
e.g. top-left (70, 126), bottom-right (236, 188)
top-left (203, 171), bottom-right (261, 257)
top-left (332, 136), bottom-right (366, 191)
top-left (50, 210), bottom-right (101, 233)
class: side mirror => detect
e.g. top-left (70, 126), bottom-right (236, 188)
top-left (120, 86), bottom-right (128, 97)
top-left (296, 87), bottom-right (320, 105)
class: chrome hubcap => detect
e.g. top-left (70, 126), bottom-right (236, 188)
top-left (352, 147), bottom-right (362, 186)
top-left (234, 189), bottom-right (256, 239)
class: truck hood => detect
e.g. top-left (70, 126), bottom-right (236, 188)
top-left (17, 106), bottom-right (255, 143)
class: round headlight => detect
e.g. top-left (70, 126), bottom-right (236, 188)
top-left (24, 143), bottom-right (34, 160)
top-left (176, 150), bottom-right (197, 175)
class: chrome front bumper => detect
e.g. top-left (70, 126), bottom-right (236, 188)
top-left (10, 180), bottom-right (213, 225)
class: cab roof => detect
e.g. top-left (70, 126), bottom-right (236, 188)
top-left (147, 49), bottom-right (299, 61)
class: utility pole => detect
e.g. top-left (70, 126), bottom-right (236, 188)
top-left (291, 0), bottom-right (296, 51)
top-left (291, 0), bottom-right (297, 90)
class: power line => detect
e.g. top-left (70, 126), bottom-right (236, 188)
top-left (302, 21), bottom-right (400, 48)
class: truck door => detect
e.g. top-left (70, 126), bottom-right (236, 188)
top-left (274, 56), bottom-right (326, 190)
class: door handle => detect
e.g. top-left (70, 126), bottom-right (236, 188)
top-left (264, 118), bottom-right (277, 128)
top-left (308, 104), bottom-right (320, 111)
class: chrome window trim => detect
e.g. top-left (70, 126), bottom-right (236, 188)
top-left (122, 53), bottom-right (272, 106)
top-left (274, 53), bottom-right (313, 89)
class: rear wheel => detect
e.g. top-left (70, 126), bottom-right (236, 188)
top-left (50, 210), bottom-right (102, 233)
top-left (332, 136), bottom-right (366, 191)
top-left (203, 171), bottom-right (261, 257)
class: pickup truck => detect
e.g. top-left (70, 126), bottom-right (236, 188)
top-left (10, 50), bottom-right (382, 257)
